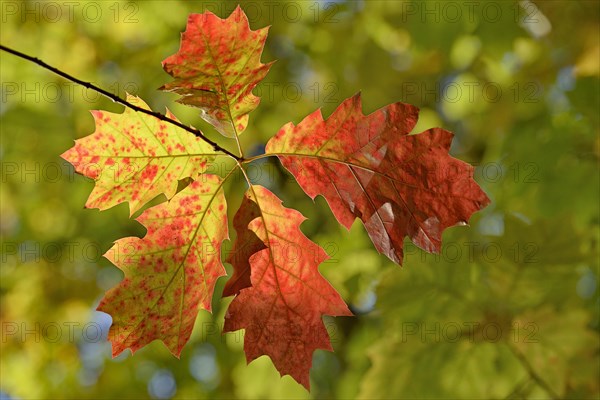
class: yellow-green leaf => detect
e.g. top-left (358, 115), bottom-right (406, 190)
top-left (61, 94), bottom-right (217, 216)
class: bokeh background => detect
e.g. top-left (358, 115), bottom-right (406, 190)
top-left (1, 0), bottom-right (598, 398)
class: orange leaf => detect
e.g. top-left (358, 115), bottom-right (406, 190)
top-left (223, 185), bottom-right (351, 389)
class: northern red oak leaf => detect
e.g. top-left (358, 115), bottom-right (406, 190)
top-left (98, 175), bottom-right (228, 357)
top-left (223, 185), bottom-right (352, 390)
top-left (266, 93), bottom-right (490, 264)
top-left (61, 94), bottom-right (216, 216)
top-left (161, 5), bottom-right (273, 137)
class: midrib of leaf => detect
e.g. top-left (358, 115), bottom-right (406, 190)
top-left (199, 24), bottom-right (244, 156)
top-left (255, 153), bottom-right (425, 192)
top-left (244, 185), bottom-right (328, 299)
top-left (244, 182), bottom-right (290, 303)
top-left (89, 154), bottom-right (214, 159)
top-left (238, 174), bottom-right (298, 345)
top-left (235, 171), bottom-right (334, 347)
top-left (346, 163), bottom-right (396, 245)
top-left (253, 153), bottom-right (484, 202)
top-left (246, 189), bottom-right (283, 346)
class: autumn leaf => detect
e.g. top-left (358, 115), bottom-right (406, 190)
top-left (161, 6), bottom-right (273, 137)
top-left (97, 175), bottom-right (229, 357)
top-left (223, 185), bottom-right (351, 389)
top-left (265, 93), bottom-right (490, 264)
top-left (61, 94), bottom-right (217, 216)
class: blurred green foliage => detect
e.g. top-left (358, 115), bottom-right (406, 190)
top-left (1, 0), bottom-right (598, 398)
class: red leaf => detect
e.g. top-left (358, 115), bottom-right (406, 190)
top-left (97, 175), bottom-right (228, 357)
top-left (265, 93), bottom-right (490, 264)
top-left (161, 6), bottom-right (273, 137)
top-left (223, 185), bottom-right (351, 389)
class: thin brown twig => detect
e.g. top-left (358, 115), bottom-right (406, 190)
top-left (506, 342), bottom-right (560, 399)
top-left (0, 44), bottom-right (242, 161)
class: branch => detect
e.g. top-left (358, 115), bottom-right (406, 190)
top-left (0, 44), bottom-right (241, 161)
top-left (506, 343), bottom-right (560, 399)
